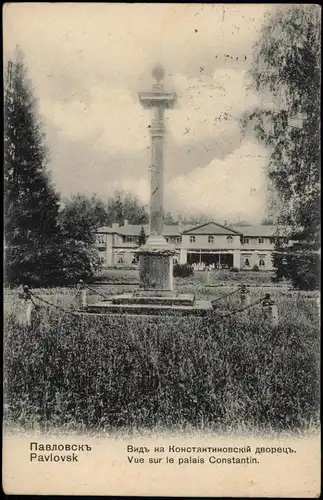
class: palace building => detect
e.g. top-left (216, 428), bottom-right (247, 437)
top-left (95, 220), bottom-right (289, 271)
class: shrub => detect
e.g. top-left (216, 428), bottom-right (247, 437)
top-left (272, 242), bottom-right (288, 282)
top-left (173, 263), bottom-right (194, 278)
top-left (272, 241), bottom-right (320, 290)
top-left (230, 267), bottom-right (240, 273)
top-left (5, 241), bottom-right (101, 288)
top-left (287, 251), bottom-right (320, 291)
top-left (252, 265), bottom-right (260, 272)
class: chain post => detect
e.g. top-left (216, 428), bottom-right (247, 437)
top-left (262, 293), bottom-right (279, 328)
top-left (240, 284), bottom-right (250, 307)
top-left (78, 280), bottom-right (87, 308)
top-left (21, 285), bottom-right (34, 327)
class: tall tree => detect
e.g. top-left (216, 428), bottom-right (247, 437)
top-left (58, 194), bottom-right (107, 245)
top-left (4, 48), bottom-right (62, 285)
top-left (106, 190), bottom-right (149, 225)
top-left (245, 4), bottom-right (320, 236)
top-left (4, 49), bottom-right (102, 286)
top-left (244, 5), bottom-right (321, 289)
top-left (56, 194), bottom-right (107, 283)
top-left (163, 211), bottom-right (175, 224)
top-left (138, 226), bottom-right (146, 246)
top-left (177, 212), bottom-right (214, 225)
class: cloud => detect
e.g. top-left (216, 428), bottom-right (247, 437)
top-left (4, 3), bottom-right (275, 220)
top-left (167, 139), bottom-right (269, 223)
top-left (167, 70), bottom-right (260, 145)
top-left (40, 86), bottom-right (149, 153)
top-left (39, 67), bottom-right (260, 156)
top-left (108, 139), bottom-right (269, 223)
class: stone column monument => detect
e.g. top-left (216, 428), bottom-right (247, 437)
top-left (137, 65), bottom-right (177, 291)
top-left (83, 66), bottom-right (212, 315)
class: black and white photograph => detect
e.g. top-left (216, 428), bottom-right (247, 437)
top-left (3, 3), bottom-right (321, 497)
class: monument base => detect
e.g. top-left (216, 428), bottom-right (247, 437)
top-left (79, 237), bottom-right (213, 316)
top-left (138, 252), bottom-right (174, 291)
top-left (80, 287), bottom-right (213, 317)
top-left (82, 296), bottom-right (213, 317)
top-left (136, 236), bottom-right (176, 291)
top-left (102, 292), bottom-right (195, 306)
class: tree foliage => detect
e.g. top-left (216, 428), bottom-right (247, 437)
top-left (58, 194), bottom-right (107, 245)
top-left (245, 5), bottom-right (321, 289)
top-left (105, 191), bottom-right (149, 226)
top-left (4, 49), bottom-right (100, 286)
top-left (173, 263), bottom-right (194, 278)
top-left (177, 213), bottom-right (213, 225)
top-left (245, 5), bottom-right (320, 234)
top-left (4, 49), bottom-right (60, 248)
top-left (138, 226), bottom-right (146, 246)
top-left (4, 49), bottom-right (64, 286)
top-left (163, 211), bottom-right (176, 224)
top-left (57, 194), bottom-right (105, 284)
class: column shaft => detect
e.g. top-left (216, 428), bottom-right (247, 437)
top-left (150, 106), bottom-right (164, 235)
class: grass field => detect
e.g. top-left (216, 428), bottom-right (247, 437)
top-left (4, 267), bottom-right (320, 436)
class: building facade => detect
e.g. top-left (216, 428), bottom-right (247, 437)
top-left (95, 220), bottom-right (289, 271)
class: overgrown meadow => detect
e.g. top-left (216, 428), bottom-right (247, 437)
top-left (3, 280), bottom-right (320, 436)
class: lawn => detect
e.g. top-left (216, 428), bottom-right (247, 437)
top-left (3, 273), bottom-right (320, 436)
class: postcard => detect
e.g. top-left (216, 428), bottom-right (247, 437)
top-left (3, 3), bottom-right (321, 497)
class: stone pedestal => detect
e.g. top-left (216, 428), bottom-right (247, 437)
top-left (139, 252), bottom-right (174, 291)
top-left (136, 233), bottom-right (175, 292)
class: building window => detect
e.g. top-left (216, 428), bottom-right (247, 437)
top-left (190, 236), bottom-right (196, 243)
top-left (96, 234), bottom-right (105, 245)
top-left (117, 255), bottom-right (124, 264)
top-left (165, 237), bottom-right (169, 242)
top-left (259, 258), bottom-right (265, 267)
top-left (243, 238), bottom-right (249, 244)
top-left (227, 236), bottom-right (233, 244)
top-left (99, 255), bottom-right (105, 263)
top-left (258, 238), bottom-right (264, 244)
top-left (176, 237), bottom-right (182, 244)
top-left (270, 238), bottom-right (276, 244)
top-left (125, 237), bottom-right (132, 242)
top-left (244, 258), bottom-right (250, 267)
top-left (208, 236), bottom-right (214, 244)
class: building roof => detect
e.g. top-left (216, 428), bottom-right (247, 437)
top-left (97, 224), bottom-right (191, 237)
top-left (118, 224), bottom-right (150, 235)
top-left (183, 221), bottom-right (242, 236)
top-left (96, 226), bottom-right (116, 234)
top-left (97, 222), bottom-right (290, 238)
top-left (232, 225), bottom-right (290, 237)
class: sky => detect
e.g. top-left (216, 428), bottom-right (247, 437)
top-left (4, 3), bottom-right (277, 224)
